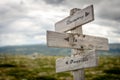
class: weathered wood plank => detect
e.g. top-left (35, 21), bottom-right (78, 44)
top-left (47, 31), bottom-right (109, 50)
top-left (55, 5), bottom-right (94, 32)
top-left (56, 49), bottom-right (98, 73)
top-left (71, 26), bottom-right (85, 80)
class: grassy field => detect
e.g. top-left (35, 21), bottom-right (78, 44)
top-left (0, 54), bottom-right (120, 80)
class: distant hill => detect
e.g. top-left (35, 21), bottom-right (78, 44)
top-left (0, 44), bottom-right (71, 56)
top-left (0, 43), bottom-right (120, 56)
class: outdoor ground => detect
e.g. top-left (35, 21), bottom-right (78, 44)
top-left (0, 54), bottom-right (120, 80)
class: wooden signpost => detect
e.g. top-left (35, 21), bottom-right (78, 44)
top-left (55, 5), bottom-right (94, 32)
top-left (47, 31), bottom-right (109, 50)
top-left (47, 5), bottom-right (109, 80)
top-left (56, 49), bottom-right (98, 73)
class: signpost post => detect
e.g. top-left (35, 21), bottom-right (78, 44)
top-left (47, 5), bottom-right (109, 80)
top-left (71, 24), bottom-right (86, 80)
top-left (70, 8), bottom-right (87, 79)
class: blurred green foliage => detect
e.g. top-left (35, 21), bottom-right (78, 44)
top-left (0, 55), bottom-right (120, 80)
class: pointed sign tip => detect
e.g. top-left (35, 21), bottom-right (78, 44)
top-left (85, 12), bottom-right (89, 17)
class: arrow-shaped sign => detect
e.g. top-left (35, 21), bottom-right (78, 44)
top-left (55, 5), bottom-right (94, 32)
top-left (56, 49), bottom-right (98, 73)
top-left (47, 31), bottom-right (109, 50)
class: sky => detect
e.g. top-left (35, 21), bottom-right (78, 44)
top-left (0, 0), bottom-right (120, 46)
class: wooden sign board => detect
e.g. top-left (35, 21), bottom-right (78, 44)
top-left (55, 5), bottom-right (94, 32)
top-left (56, 49), bottom-right (98, 73)
top-left (47, 31), bottom-right (109, 50)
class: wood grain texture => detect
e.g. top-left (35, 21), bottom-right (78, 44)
top-left (56, 49), bottom-right (98, 73)
top-left (47, 31), bottom-right (109, 50)
top-left (70, 24), bottom-right (84, 80)
top-left (55, 5), bottom-right (94, 32)
top-left (72, 69), bottom-right (84, 80)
